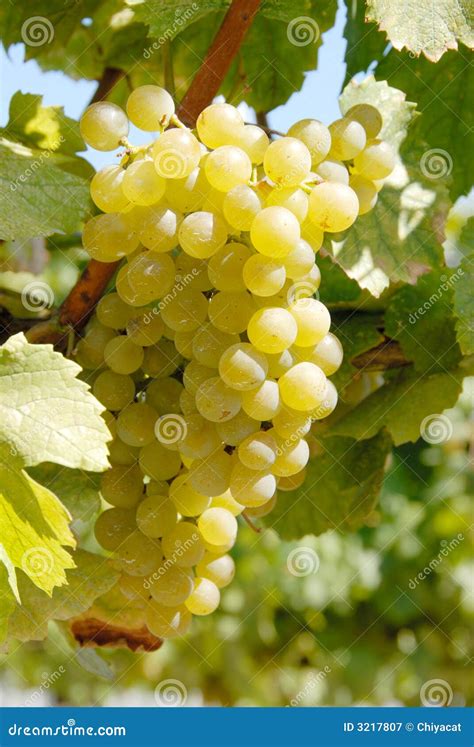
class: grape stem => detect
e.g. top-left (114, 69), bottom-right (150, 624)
top-left (241, 512), bottom-right (262, 533)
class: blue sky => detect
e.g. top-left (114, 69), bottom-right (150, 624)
top-left (0, 4), bottom-right (348, 170)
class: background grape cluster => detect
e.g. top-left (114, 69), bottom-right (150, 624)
top-left (76, 86), bottom-right (395, 639)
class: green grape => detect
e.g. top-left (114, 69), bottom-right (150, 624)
top-left (192, 323), bottom-right (239, 367)
top-left (180, 388), bottom-right (197, 415)
top-left (241, 379), bottom-right (281, 420)
top-left (329, 117), bottom-right (366, 160)
top-left (207, 242), bottom-right (253, 292)
top-left (272, 404), bottom-right (311, 440)
top-left (204, 145), bottom-right (252, 192)
top-left (136, 494), bottom-right (177, 538)
top-left (188, 450), bottom-right (233, 496)
top-left (174, 330), bottom-right (195, 359)
top-left (166, 167), bottom-right (209, 213)
top-left (126, 309), bottom-right (164, 347)
top-left (104, 336), bottom-right (144, 374)
top-left (117, 402), bottom-right (158, 446)
top-left (90, 165), bottom-right (130, 213)
top-left (78, 323), bottom-right (116, 368)
top-left (183, 361), bottom-right (216, 395)
top-left (195, 377), bottom-right (241, 423)
top-left (218, 342), bottom-right (268, 391)
top-left (100, 464), bottom-right (143, 508)
top-left (196, 103), bottom-right (244, 149)
top-left (247, 307), bottom-right (297, 353)
top-left (229, 463), bottom-right (276, 507)
top-left (223, 184), bottom-right (262, 231)
top-left (170, 473), bottom-right (211, 516)
top-left (353, 139), bottom-right (395, 179)
top-left (96, 293), bottom-right (132, 330)
top-left (201, 186), bottom-right (226, 215)
top-left (277, 470), bottom-right (306, 492)
top-left (139, 206), bottom-right (182, 253)
top-left (196, 553), bottom-right (235, 588)
top-left (250, 206), bottom-right (300, 258)
top-left (102, 410), bottom-right (117, 439)
top-left (315, 159), bottom-right (349, 184)
top-left (210, 489), bottom-right (244, 516)
top-left (238, 430), bottom-right (277, 470)
top-left (345, 103), bottom-right (383, 139)
top-left (185, 577), bottom-right (220, 616)
top-left (117, 532), bottom-right (162, 576)
top-left (198, 507), bottom-right (237, 547)
top-left (287, 119), bottom-right (331, 166)
top-left (300, 220), bottom-right (324, 253)
top-left (122, 159), bottom-right (166, 206)
top-left (120, 573), bottom-right (150, 601)
top-left (160, 288), bottom-right (208, 332)
top-left (216, 410), bottom-right (259, 447)
top-left (295, 332), bottom-right (343, 376)
top-left (175, 252), bottom-right (213, 292)
top-left (146, 602), bottom-right (192, 638)
top-left (142, 339), bottom-right (182, 378)
top-left (283, 239), bottom-right (315, 280)
top-left (139, 441), bottom-right (182, 481)
top-left (278, 362), bottom-right (327, 411)
top-left (146, 480), bottom-right (169, 496)
top-left (162, 522), bottom-right (205, 567)
top-left (243, 254), bottom-right (286, 297)
top-left (123, 251), bottom-right (176, 305)
top-left (179, 414), bottom-right (221, 459)
top-left (308, 182), bottom-right (359, 232)
top-left (108, 436), bottom-right (140, 466)
top-left (208, 291), bottom-right (255, 335)
top-left (93, 370), bottom-right (135, 411)
top-left (178, 211), bottom-right (228, 259)
top-left (288, 298), bottom-right (331, 347)
top-left (82, 213), bottom-right (139, 262)
top-left (153, 129), bottom-right (201, 179)
top-left (266, 186), bottom-right (309, 222)
top-left (272, 433), bottom-right (310, 477)
top-left (349, 174), bottom-right (378, 215)
top-left (126, 85), bottom-right (175, 130)
top-left (149, 565), bottom-right (194, 606)
top-left (311, 379), bottom-right (338, 420)
top-left (263, 137), bottom-right (311, 187)
top-left (234, 124), bottom-right (269, 164)
top-left (245, 492), bottom-right (277, 517)
top-left (266, 349), bottom-right (295, 378)
top-left (80, 102), bottom-right (128, 151)
top-left (147, 377), bottom-right (183, 414)
top-left (94, 507), bottom-right (136, 550)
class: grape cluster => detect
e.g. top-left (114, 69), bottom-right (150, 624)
top-left (77, 87), bottom-right (395, 639)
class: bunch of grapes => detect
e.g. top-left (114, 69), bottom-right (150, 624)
top-left (77, 86), bottom-right (395, 639)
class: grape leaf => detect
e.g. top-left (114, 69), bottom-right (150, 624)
top-left (3, 550), bottom-right (120, 645)
top-left (384, 269), bottom-right (463, 373)
top-left (0, 567), bottom-right (17, 644)
top-left (330, 365), bottom-right (466, 445)
top-left (0, 445), bottom-right (75, 601)
top-left (0, 333), bottom-right (111, 471)
top-left (376, 48), bottom-right (474, 200)
top-left (343, 0), bottom-right (389, 85)
top-left (28, 464), bottom-right (101, 524)
top-left (453, 253), bottom-right (474, 355)
top-left (317, 255), bottom-right (367, 308)
top-left (366, 0), bottom-right (474, 62)
top-left (330, 312), bottom-right (385, 392)
top-left (265, 431), bottom-right (392, 539)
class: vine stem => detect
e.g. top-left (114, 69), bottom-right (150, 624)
top-left (30, 0), bottom-right (263, 344)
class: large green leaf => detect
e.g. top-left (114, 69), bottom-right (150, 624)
top-left (384, 269), bottom-right (463, 373)
top-left (265, 431), bottom-right (392, 539)
top-left (376, 48), bottom-right (474, 200)
top-left (342, 0), bottom-right (388, 85)
top-left (330, 365), bottom-right (465, 445)
top-left (28, 464), bottom-right (101, 524)
top-left (0, 446), bottom-right (75, 601)
top-left (330, 312), bottom-right (385, 392)
top-left (453, 219), bottom-right (474, 355)
top-left (366, 0), bottom-right (474, 62)
top-left (0, 333), bottom-right (111, 471)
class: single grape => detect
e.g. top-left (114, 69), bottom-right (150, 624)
top-left (241, 379), bottom-right (281, 420)
top-left (146, 602), bottom-right (192, 638)
top-left (208, 291), bottom-right (255, 335)
top-left (266, 186), bottom-right (309, 222)
top-left (223, 184), bottom-right (262, 231)
top-left (122, 159), bottom-right (166, 206)
top-left (96, 293), bottom-right (132, 330)
top-left (142, 339), bottom-right (182, 378)
top-left (353, 139), bottom-right (395, 179)
top-left (139, 206), bottom-right (182, 253)
top-left (183, 360), bottom-right (216, 395)
top-left (195, 377), bottom-right (241, 423)
top-left (345, 103), bottom-right (383, 139)
top-left (93, 370), bottom-right (135, 411)
top-left (287, 119), bottom-right (331, 166)
top-left (188, 450), bottom-right (233, 496)
top-left (196, 103), bottom-right (244, 149)
top-left (117, 532), bottom-right (161, 576)
top-left (192, 323), bottom-right (239, 367)
top-left (196, 553), bottom-right (235, 588)
top-left (80, 102), bottom-right (128, 151)
top-left (234, 124), bottom-right (269, 163)
top-left (136, 494), bottom-right (177, 538)
top-left (243, 254), bottom-right (286, 297)
top-left (204, 145), bottom-right (252, 192)
top-left (94, 507), bottom-right (136, 550)
top-left (272, 433), bottom-right (310, 477)
top-left (264, 137), bottom-right (311, 187)
top-left (100, 464), bottom-right (143, 508)
top-left (147, 377), bottom-right (183, 414)
top-left (295, 332), bottom-right (343, 375)
top-left (153, 128), bottom-right (201, 179)
top-left (308, 182), bottom-right (359, 232)
top-left (216, 410), bottom-right (259, 447)
top-left (329, 117), bottom-right (366, 160)
top-left (108, 436), bottom-right (140, 466)
top-left (104, 336), bottom-right (144, 374)
top-left (178, 211), bottom-right (228, 259)
top-left (207, 242), bottom-right (252, 292)
top-left (179, 413), bottom-right (221, 459)
top-left (250, 206), bottom-right (300, 258)
top-left (126, 85), bottom-right (175, 130)
top-left (349, 174), bottom-right (378, 215)
top-left (218, 342), bottom-right (268, 392)
top-left (238, 430), bottom-right (277, 470)
top-left (288, 298), bottom-right (331, 347)
top-left (283, 239), bottom-right (315, 280)
top-left (139, 441), bottom-right (182, 481)
top-left (315, 159), bottom-right (349, 184)
top-left (116, 402), bottom-right (157, 447)
top-left (166, 166), bottom-right (210, 213)
top-left (185, 577), bottom-right (220, 615)
top-left (170, 473), bottom-right (211, 516)
top-left (198, 507), bottom-right (237, 548)
top-left (247, 307), bottom-right (297, 354)
top-left (278, 362), bottom-right (327, 411)
top-left (229, 463), bottom-right (276, 507)
top-left (311, 379), bottom-right (338, 420)
top-left (82, 213), bottom-right (139, 262)
top-left (162, 522), bottom-right (205, 567)
top-left (90, 165), bottom-right (130, 213)
top-left (149, 565), bottom-right (194, 607)
top-left (123, 251), bottom-right (176, 305)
